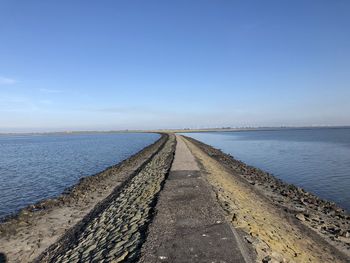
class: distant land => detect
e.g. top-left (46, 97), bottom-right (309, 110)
top-left (0, 125), bottom-right (349, 135)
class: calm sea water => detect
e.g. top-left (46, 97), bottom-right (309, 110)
top-left (0, 133), bottom-right (159, 219)
top-left (183, 128), bottom-right (350, 211)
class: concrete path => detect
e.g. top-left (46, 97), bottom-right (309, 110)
top-left (139, 135), bottom-right (250, 263)
top-left (169, 135), bottom-right (200, 171)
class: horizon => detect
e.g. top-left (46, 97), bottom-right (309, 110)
top-left (1, 125), bottom-right (350, 135)
top-left (1, 1), bottom-right (350, 132)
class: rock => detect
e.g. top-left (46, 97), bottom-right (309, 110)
top-left (262, 255), bottom-right (271, 262)
top-left (345, 231), bottom-right (350, 238)
top-left (337, 236), bottom-right (350, 244)
top-left (232, 213), bottom-right (237, 222)
top-left (115, 251), bottom-right (128, 262)
top-left (244, 235), bottom-right (254, 244)
top-left (295, 213), bottom-right (305, 221)
top-left (17, 221), bottom-right (29, 227)
top-left (271, 251), bottom-right (285, 262)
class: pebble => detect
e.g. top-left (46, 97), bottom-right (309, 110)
top-left (262, 255), bottom-right (272, 262)
top-left (244, 235), bottom-right (254, 244)
top-left (295, 213), bottom-right (305, 221)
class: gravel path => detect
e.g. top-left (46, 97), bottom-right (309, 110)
top-left (37, 134), bottom-right (175, 263)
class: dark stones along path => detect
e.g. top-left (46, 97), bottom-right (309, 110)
top-left (139, 135), bottom-right (251, 263)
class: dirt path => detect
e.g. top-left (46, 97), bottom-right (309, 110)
top-left (182, 135), bottom-right (348, 263)
top-left (139, 135), bottom-right (252, 263)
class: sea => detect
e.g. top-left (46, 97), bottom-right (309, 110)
top-left (183, 127), bottom-right (350, 211)
top-left (0, 132), bottom-right (160, 219)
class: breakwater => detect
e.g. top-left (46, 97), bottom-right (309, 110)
top-left (182, 128), bottom-right (350, 211)
top-left (0, 133), bottom-right (349, 263)
top-left (0, 133), bottom-right (160, 219)
top-left (37, 134), bottom-right (175, 262)
top-left (0, 134), bottom-right (171, 262)
top-left (184, 135), bottom-right (349, 262)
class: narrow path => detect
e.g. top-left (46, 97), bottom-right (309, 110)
top-left (139, 135), bottom-right (251, 263)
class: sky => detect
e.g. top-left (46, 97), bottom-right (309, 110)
top-left (1, 0), bottom-right (350, 132)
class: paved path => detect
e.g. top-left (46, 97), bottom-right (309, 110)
top-left (139, 135), bottom-right (250, 263)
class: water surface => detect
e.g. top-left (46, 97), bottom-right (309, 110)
top-left (183, 128), bottom-right (350, 211)
top-left (0, 133), bottom-right (159, 219)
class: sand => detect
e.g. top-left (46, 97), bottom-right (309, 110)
top-left (183, 135), bottom-right (349, 263)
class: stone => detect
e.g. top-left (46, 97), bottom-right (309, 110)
top-left (262, 255), bottom-right (272, 262)
top-left (244, 235), bottom-right (254, 244)
top-left (115, 251), bottom-right (128, 262)
top-left (295, 213), bottom-right (305, 221)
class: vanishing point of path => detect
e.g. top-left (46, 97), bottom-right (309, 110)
top-left (3, 134), bottom-right (346, 262)
top-left (139, 135), bottom-right (252, 262)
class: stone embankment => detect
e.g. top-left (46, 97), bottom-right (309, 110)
top-left (36, 134), bottom-right (175, 262)
top-left (1, 133), bottom-right (349, 263)
top-left (184, 135), bottom-right (350, 262)
top-left (0, 133), bottom-right (172, 263)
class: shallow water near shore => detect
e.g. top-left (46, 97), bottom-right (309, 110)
top-left (0, 132), bottom-right (160, 219)
top-left (183, 127), bottom-right (350, 211)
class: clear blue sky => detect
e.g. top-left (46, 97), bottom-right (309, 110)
top-left (1, 0), bottom-right (349, 132)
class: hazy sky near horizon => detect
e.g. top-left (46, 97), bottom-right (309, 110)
top-left (1, 0), bottom-right (350, 132)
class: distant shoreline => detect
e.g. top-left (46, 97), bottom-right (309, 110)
top-left (168, 125), bottom-right (350, 134)
top-left (0, 133), bottom-right (349, 262)
top-left (1, 125), bottom-right (350, 136)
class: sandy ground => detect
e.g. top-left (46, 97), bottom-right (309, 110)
top-left (183, 136), bottom-right (348, 263)
top-left (0, 135), bottom-right (167, 263)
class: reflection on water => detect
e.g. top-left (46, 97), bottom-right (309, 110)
top-left (183, 128), bottom-right (350, 211)
top-left (0, 133), bottom-right (159, 219)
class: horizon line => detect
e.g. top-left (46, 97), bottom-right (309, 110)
top-left (1, 125), bottom-right (350, 135)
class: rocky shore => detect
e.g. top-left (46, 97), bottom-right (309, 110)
top-left (36, 134), bottom-right (175, 262)
top-left (184, 135), bottom-right (350, 261)
top-left (1, 133), bottom-right (349, 263)
top-left (0, 133), bottom-right (172, 262)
